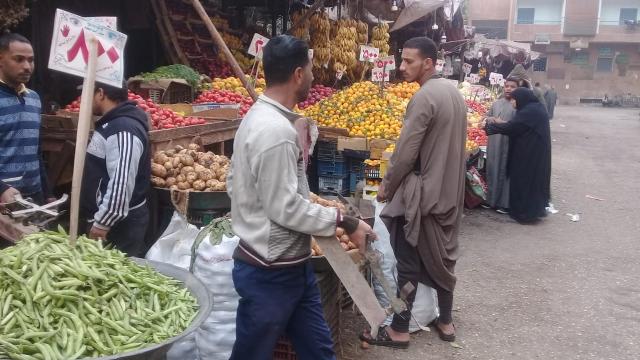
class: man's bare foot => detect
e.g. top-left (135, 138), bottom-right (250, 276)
top-left (437, 321), bottom-right (455, 335)
top-left (385, 327), bottom-right (410, 342)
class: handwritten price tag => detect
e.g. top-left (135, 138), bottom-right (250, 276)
top-left (469, 73), bottom-right (480, 84)
top-left (308, 49), bottom-right (314, 60)
top-left (371, 67), bottom-right (390, 82)
top-left (374, 55), bottom-right (396, 70)
top-left (463, 63), bottom-right (472, 75)
top-left (359, 45), bottom-right (380, 62)
top-left (435, 59), bottom-right (445, 72)
top-left (248, 33), bottom-right (269, 59)
top-left (336, 71), bottom-right (344, 80)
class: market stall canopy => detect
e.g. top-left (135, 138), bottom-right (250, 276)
top-left (390, 0), bottom-right (444, 32)
top-left (474, 35), bottom-right (541, 60)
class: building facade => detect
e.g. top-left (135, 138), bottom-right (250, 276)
top-left (469, 0), bottom-right (640, 104)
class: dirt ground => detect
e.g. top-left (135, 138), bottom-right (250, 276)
top-left (339, 105), bottom-right (640, 360)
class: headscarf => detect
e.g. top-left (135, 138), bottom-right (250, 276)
top-left (507, 64), bottom-right (533, 89)
top-left (510, 88), bottom-right (550, 140)
top-left (511, 88), bottom-right (539, 111)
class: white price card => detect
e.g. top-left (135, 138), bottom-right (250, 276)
top-left (374, 55), bottom-right (396, 71)
top-left (359, 45), bottom-right (380, 62)
top-left (371, 67), bottom-right (390, 82)
top-left (435, 59), bottom-right (445, 72)
top-left (248, 33), bottom-right (269, 58)
top-left (463, 63), bottom-right (472, 74)
top-left (48, 9), bottom-right (127, 88)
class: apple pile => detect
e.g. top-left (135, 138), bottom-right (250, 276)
top-left (63, 91), bottom-right (207, 130)
top-left (194, 89), bottom-right (254, 117)
top-left (298, 85), bottom-right (336, 110)
top-left (467, 127), bottom-right (488, 146)
top-left (465, 99), bottom-right (488, 116)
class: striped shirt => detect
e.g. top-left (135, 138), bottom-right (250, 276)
top-left (0, 82), bottom-right (43, 196)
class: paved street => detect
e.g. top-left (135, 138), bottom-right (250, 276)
top-left (341, 105), bottom-right (640, 360)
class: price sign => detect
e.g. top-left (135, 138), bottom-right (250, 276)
top-left (435, 59), bottom-right (445, 72)
top-left (469, 73), bottom-right (480, 84)
top-left (371, 67), bottom-right (390, 82)
top-left (489, 72), bottom-right (503, 81)
top-left (374, 55), bottom-right (396, 71)
top-left (463, 63), bottom-right (472, 75)
top-left (48, 9), bottom-right (127, 88)
top-left (248, 33), bottom-right (269, 58)
top-left (464, 76), bottom-right (472, 83)
top-left (359, 45), bottom-right (380, 62)
top-left (498, 78), bottom-right (506, 87)
top-left (336, 71), bottom-right (344, 80)
top-left (308, 49), bottom-right (314, 60)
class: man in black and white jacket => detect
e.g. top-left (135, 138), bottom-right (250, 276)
top-left (80, 83), bottom-right (150, 256)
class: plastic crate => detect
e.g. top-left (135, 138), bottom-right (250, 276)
top-left (318, 176), bottom-right (348, 195)
top-left (348, 160), bottom-right (365, 194)
top-left (317, 140), bottom-right (344, 162)
top-left (317, 160), bottom-right (347, 177)
top-left (364, 165), bottom-right (381, 179)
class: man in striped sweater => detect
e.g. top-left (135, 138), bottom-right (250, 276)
top-left (0, 33), bottom-right (52, 206)
top-left (80, 83), bottom-right (150, 256)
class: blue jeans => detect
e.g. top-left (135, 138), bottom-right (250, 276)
top-left (230, 260), bottom-right (336, 360)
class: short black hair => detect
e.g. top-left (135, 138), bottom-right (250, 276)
top-left (95, 82), bottom-right (129, 103)
top-left (262, 35), bottom-right (310, 86)
top-left (0, 33), bottom-right (31, 53)
top-left (403, 37), bottom-right (438, 63)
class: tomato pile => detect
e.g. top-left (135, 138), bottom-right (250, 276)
top-left (467, 127), bottom-right (488, 146)
top-left (297, 85), bottom-right (336, 110)
top-left (194, 89), bottom-right (254, 117)
top-left (465, 99), bottom-right (488, 115)
top-left (63, 91), bottom-right (207, 130)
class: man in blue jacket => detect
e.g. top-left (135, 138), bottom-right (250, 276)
top-left (80, 83), bottom-right (150, 256)
top-left (0, 33), bottom-right (52, 206)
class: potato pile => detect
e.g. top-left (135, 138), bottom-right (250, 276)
top-left (151, 144), bottom-right (229, 192)
top-left (309, 193), bottom-right (358, 256)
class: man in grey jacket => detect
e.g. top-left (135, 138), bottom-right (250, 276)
top-left (228, 35), bottom-right (374, 360)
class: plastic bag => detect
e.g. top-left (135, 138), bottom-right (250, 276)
top-left (145, 211), bottom-right (200, 270)
top-left (145, 211), bottom-right (201, 360)
top-left (370, 200), bottom-right (439, 333)
top-left (194, 234), bottom-right (240, 360)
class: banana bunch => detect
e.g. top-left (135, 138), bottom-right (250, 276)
top-left (211, 15), bottom-right (229, 30)
top-left (331, 22), bottom-right (358, 73)
top-left (232, 50), bottom-right (253, 72)
top-left (310, 12), bottom-right (331, 68)
top-left (291, 11), bottom-right (310, 41)
top-left (222, 33), bottom-right (243, 51)
top-left (356, 21), bottom-right (369, 45)
top-left (371, 22), bottom-right (391, 56)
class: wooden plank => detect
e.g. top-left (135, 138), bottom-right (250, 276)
top-left (47, 140), bottom-right (75, 187)
top-left (158, 0), bottom-right (190, 65)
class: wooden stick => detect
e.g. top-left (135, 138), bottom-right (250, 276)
top-left (69, 36), bottom-right (99, 245)
top-left (190, 0), bottom-right (259, 101)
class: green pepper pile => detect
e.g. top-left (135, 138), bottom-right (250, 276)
top-left (0, 229), bottom-right (198, 360)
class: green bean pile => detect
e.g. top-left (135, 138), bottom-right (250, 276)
top-left (0, 229), bottom-right (199, 360)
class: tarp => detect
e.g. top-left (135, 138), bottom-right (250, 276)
top-left (390, 0), bottom-right (444, 32)
top-left (474, 35), bottom-right (541, 60)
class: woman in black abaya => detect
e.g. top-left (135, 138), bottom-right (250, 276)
top-left (484, 88), bottom-right (551, 223)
